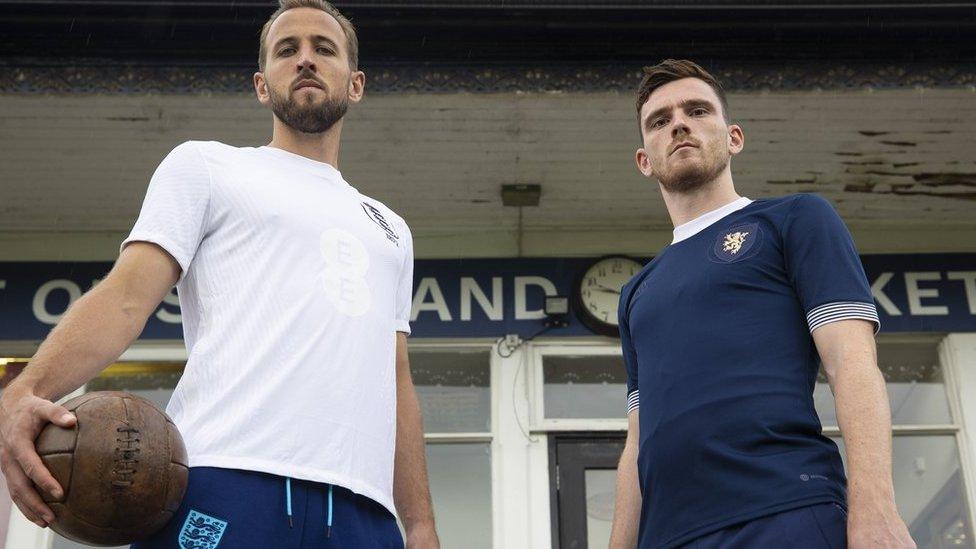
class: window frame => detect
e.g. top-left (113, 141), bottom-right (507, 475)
top-left (530, 341), bottom-right (628, 433)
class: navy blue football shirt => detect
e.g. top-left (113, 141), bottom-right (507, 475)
top-left (618, 194), bottom-right (879, 549)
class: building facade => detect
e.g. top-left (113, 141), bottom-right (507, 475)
top-left (1, 1), bottom-right (975, 547)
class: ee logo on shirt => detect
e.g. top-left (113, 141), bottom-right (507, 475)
top-left (320, 228), bottom-right (372, 317)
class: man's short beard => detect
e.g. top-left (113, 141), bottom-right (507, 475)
top-left (658, 154), bottom-right (728, 194)
top-left (269, 85), bottom-right (348, 134)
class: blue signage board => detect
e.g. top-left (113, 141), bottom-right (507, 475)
top-left (1, 254), bottom-right (974, 340)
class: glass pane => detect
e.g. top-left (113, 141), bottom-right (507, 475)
top-left (427, 443), bottom-right (492, 549)
top-left (833, 436), bottom-right (974, 548)
top-left (544, 354), bottom-right (627, 419)
top-left (815, 338), bottom-right (952, 427)
top-left (585, 468), bottom-right (617, 548)
top-left (52, 538), bottom-right (127, 549)
top-left (86, 362), bottom-right (183, 411)
top-left (410, 350), bottom-right (491, 433)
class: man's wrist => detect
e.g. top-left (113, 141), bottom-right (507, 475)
top-left (404, 517), bottom-right (436, 534)
top-left (849, 489), bottom-right (900, 516)
top-left (0, 383), bottom-right (36, 411)
top-left (405, 520), bottom-right (439, 547)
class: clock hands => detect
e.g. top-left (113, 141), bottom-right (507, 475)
top-left (597, 284), bottom-right (621, 294)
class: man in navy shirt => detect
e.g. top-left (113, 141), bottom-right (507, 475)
top-left (608, 59), bottom-right (916, 549)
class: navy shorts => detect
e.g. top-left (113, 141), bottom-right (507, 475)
top-left (678, 502), bottom-right (847, 549)
top-left (132, 466), bottom-right (403, 549)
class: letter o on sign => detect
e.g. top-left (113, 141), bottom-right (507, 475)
top-left (33, 279), bottom-right (82, 325)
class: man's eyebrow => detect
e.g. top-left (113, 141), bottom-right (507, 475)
top-left (272, 35), bottom-right (339, 52)
top-left (643, 98), bottom-right (718, 130)
top-left (311, 35), bottom-right (339, 49)
top-left (683, 99), bottom-right (716, 112)
top-left (272, 36), bottom-right (299, 50)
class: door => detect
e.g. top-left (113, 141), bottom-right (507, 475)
top-left (550, 433), bottom-right (626, 549)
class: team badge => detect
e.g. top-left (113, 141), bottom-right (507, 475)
top-left (723, 231), bottom-right (750, 255)
top-left (360, 201), bottom-right (400, 246)
top-left (178, 510), bottom-right (228, 549)
top-left (712, 222), bottom-right (760, 263)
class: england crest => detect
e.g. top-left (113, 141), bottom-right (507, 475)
top-left (712, 222), bottom-right (761, 263)
top-left (178, 509), bottom-right (228, 549)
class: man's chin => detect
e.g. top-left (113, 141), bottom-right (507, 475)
top-left (659, 167), bottom-right (710, 193)
top-left (293, 93), bottom-right (328, 105)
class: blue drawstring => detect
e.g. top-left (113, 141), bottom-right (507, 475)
top-left (284, 477), bottom-right (334, 537)
top-left (326, 484), bottom-right (334, 538)
top-left (285, 477), bottom-right (293, 528)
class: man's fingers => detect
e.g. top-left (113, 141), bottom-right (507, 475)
top-left (37, 402), bottom-right (75, 428)
top-left (4, 460), bottom-right (53, 525)
top-left (12, 442), bottom-right (63, 500)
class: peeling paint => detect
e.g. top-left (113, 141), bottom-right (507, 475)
top-left (862, 170), bottom-right (915, 177)
top-left (858, 131), bottom-right (890, 137)
top-left (887, 190), bottom-right (976, 200)
top-left (879, 140), bottom-right (917, 147)
top-left (913, 173), bottom-right (976, 186)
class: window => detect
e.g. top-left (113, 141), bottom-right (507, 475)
top-left (409, 347), bottom-right (492, 549)
top-left (815, 335), bottom-right (974, 548)
top-left (536, 346), bottom-right (628, 427)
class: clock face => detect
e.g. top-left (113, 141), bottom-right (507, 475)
top-left (576, 256), bottom-right (643, 333)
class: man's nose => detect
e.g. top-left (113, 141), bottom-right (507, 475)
top-left (296, 52), bottom-right (317, 74)
top-left (671, 116), bottom-right (690, 139)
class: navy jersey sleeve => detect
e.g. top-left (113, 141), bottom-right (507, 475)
top-left (782, 194), bottom-right (880, 333)
top-left (619, 280), bottom-right (640, 414)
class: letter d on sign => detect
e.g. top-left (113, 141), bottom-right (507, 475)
top-left (515, 276), bottom-right (557, 320)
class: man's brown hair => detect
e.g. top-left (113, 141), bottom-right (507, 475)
top-left (258, 0), bottom-right (359, 72)
top-left (635, 59), bottom-right (730, 124)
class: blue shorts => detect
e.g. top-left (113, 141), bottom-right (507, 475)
top-left (678, 502), bottom-right (847, 549)
top-left (132, 467), bottom-right (403, 549)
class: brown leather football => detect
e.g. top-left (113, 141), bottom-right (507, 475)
top-left (34, 391), bottom-right (188, 546)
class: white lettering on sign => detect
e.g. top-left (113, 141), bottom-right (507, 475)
top-left (905, 272), bottom-right (949, 316)
top-left (33, 279), bottom-right (82, 325)
top-left (870, 272), bottom-right (901, 316)
top-left (947, 272), bottom-right (976, 315)
top-left (412, 277), bottom-right (452, 321)
top-left (514, 276), bottom-right (558, 320)
top-left (460, 277), bottom-right (503, 321)
top-left (156, 287), bottom-right (182, 324)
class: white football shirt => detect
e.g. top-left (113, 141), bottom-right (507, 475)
top-left (123, 141), bottom-right (413, 516)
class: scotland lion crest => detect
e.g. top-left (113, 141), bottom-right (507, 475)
top-left (712, 222), bottom-right (760, 263)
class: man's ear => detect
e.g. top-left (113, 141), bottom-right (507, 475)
top-left (254, 72), bottom-right (271, 106)
top-left (728, 124), bottom-right (744, 156)
top-left (348, 70), bottom-right (366, 104)
top-left (636, 148), bottom-right (654, 178)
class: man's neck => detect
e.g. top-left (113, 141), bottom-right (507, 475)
top-left (267, 118), bottom-right (343, 168)
top-left (661, 172), bottom-right (741, 228)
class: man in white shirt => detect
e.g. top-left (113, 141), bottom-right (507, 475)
top-left (0, 1), bottom-right (439, 547)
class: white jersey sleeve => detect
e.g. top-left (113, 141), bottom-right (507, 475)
top-left (395, 222), bottom-right (414, 334)
top-left (122, 141), bottom-right (213, 279)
